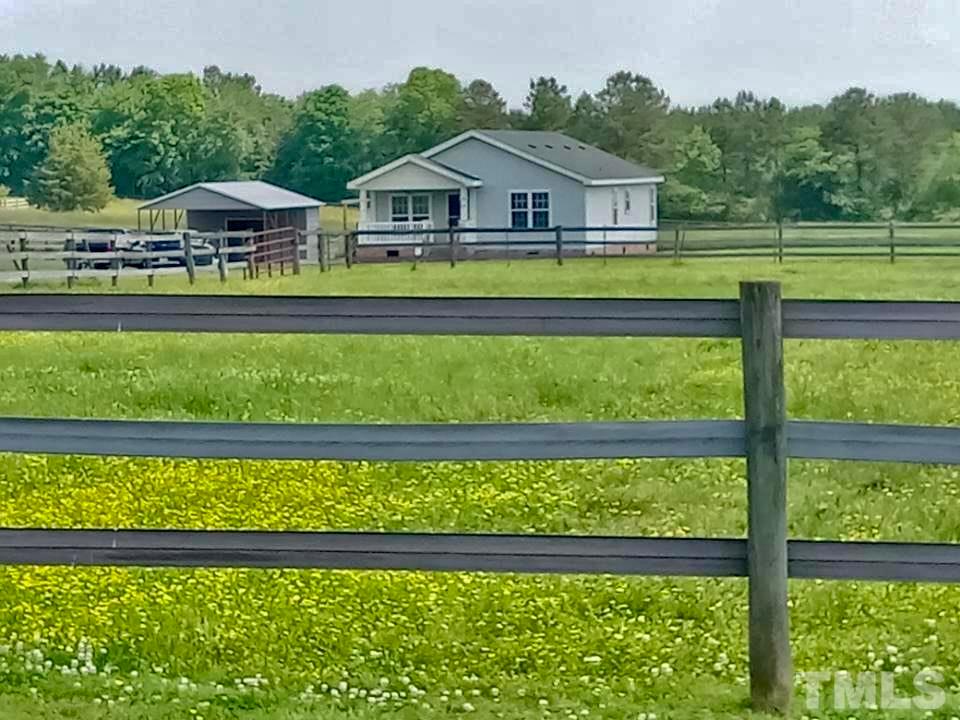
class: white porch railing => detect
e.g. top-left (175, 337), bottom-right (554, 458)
top-left (357, 221), bottom-right (435, 245)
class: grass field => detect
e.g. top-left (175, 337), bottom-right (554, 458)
top-left (0, 198), bottom-right (356, 233)
top-left (4, 258), bottom-right (960, 718)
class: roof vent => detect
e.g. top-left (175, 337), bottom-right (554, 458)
top-left (578, 145), bottom-right (587, 150)
top-left (527, 144), bottom-right (538, 149)
top-left (544, 144), bottom-right (554, 149)
top-left (563, 145), bottom-right (572, 150)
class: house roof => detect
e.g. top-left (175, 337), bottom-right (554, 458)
top-left (140, 181), bottom-right (324, 211)
top-left (424, 130), bottom-right (664, 185)
top-left (346, 154), bottom-right (484, 190)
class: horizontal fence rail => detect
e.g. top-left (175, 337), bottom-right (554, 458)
top-left (5, 417), bottom-right (960, 465)
top-left (5, 295), bottom-right (960, 339)
top-left (0, 418), bottom-right (745, 462)
top-left (0, 530), bottom-right (958, 583)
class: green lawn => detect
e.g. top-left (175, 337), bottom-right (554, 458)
top-left (0, 198), bottom-right (147, 230)
top-left (3, 257), bottom-right (960, 718)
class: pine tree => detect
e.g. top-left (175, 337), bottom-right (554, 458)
top-left (27, 124), bottom-right (113, 212)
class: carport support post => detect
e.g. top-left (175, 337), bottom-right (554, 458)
top-left (449, 228), bottom-right (457, 268)
top-left (183, 232), bottom-right (196, 285)
top-left (740, 281), bottom-right (792, 715)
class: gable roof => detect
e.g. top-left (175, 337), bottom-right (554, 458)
top-left (347, 154), bottom-right (484, 190)
top-left (424, 130), bottom-right (664, 185)
top-left (140, 181), bottom-right (323, 211)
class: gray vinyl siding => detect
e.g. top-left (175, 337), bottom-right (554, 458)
top-left (431, 138), bottom-right (586, 231)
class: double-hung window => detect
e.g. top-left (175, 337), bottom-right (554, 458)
top-left (510, 191), bottom-right (551, 229)
top-left (391, 194), bottom-right (431, 223)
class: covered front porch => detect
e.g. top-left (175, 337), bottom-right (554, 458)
top-left (347, 155), bottom-right (483, 245)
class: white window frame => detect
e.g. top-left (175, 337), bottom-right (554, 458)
top-left (611, 189), bottom-right (619, 225)
top-left (389, 193), bottom-right (432, 223)
top-left (508, 190), bottom-right (552, 230)
top-left (624, 189), bottom-right (632, 215)
top-left (649, 186), bottom-right (657, 224)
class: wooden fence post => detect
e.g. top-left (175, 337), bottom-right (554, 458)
top-left (555, 226), bottom-right (564, 266)
top-left (18, 232), bottom-right (28, 288)
top-left (216, 234), bottom-right (228, 283)
top-left (246, 235), bottom-right (256, 280)
top-left (292, 232), bottom-right (302, 276)
top-left (740, 281), bottom-right (792, 715)
top-left (449, 228), bottom-right (457, 268)
top-left (345, 233), bottom-right (354, 269)
top-left (777, 222), bottom-right (784, 264)
top-left (183, 232), bottom-right (196, 285)
top-left (319, 233), bottom-right (328, 273)
top-left (65, 233), bottom-right (76, 289)
top-left (673, 227), bottom-right (681, 263)
top-left (110, 233), bottom-right (120, 287)
top-left (146, 239), bottom-right (155, 288)
top-left (889, 220), bottom-right (896, 264)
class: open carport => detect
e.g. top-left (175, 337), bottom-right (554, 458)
top-left (139, 181), bottom-right (324, 263)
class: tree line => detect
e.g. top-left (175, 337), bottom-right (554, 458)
top-left (2, 54), bottom-right (960, 221)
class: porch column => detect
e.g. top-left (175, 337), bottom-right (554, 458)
top-left (460, 187), bottom-right (470, 225)
top-left (359, 190), bottom-right (369, 225)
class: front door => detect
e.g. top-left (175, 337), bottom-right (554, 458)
top-left (447, 193), bottom-right (461, 228)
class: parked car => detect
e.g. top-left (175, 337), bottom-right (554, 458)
top-left (121, 236), bottom-right (216, 268)
top-left (62, 229), bottom-right (128, 270)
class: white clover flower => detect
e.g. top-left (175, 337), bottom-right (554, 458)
top-left (462, 702), bottom-right (475, 712)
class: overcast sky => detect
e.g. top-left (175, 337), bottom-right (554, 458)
top-left (2, 0), bottom-right (959, 107)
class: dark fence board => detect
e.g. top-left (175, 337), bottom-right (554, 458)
top-left (0, 295), bottom-right (742, 337)
top-left (0, 529), bottom-right (957, 582)
top-left (5, 295), bottom-right (960, 340)
top-left (5, 417), bottom-right (960, 465)
top-left (0, 417), bottom-right (746, 461)
top-left (0, 530), bottom-right (747, 577)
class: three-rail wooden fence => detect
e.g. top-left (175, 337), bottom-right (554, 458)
top-left (1, 227), bottom-right (302, 287)
top-left (4, 286), bottom-right (960, 712)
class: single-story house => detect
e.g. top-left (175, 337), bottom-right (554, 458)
top-left (346, 130), bottom-right (664, 257)
top-left (139, 181), bottom-right (324, 263)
